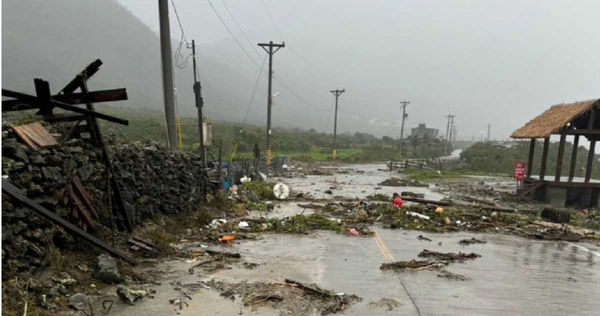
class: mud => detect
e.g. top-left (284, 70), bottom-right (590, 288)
top-left (201, 279), bottom-right (360, 315)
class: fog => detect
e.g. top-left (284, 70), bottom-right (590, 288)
top-left (4, 0), bottom-right (600, 139)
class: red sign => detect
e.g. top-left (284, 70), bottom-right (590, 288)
top-left (514, 162), bottom-right (525, 180)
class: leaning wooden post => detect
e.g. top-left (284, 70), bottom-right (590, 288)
top-left (584, 107), bottom-right (596, 183)
top-left (539, 137), bottom-right (550, 180)
top-left (555, 130), bottom-right (567, 181)
top-left (568, 135), bottom-right (580, 182)
top-left (585, 141), bottom-right (596, 183)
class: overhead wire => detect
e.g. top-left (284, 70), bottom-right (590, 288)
top-left (242, 55), bottom-right (268, 124)
top-left (220, 0), bottom-right (262, 57)
top-left (171, 0), bottom-right (193, 69)
top-left (207, 0), bottom-right (261, 68)
top-left (260, 0), bottom-right (403, 106)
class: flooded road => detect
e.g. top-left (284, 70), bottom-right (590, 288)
top-left (277, 163), bottom-right (445, 201)
top-left (112, 163), bottom-right (599, 315)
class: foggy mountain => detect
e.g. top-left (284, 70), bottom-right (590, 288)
top-left (3, 0), bottom-right (600, 139)
top-left (2, 0), bottom-right (254, 129)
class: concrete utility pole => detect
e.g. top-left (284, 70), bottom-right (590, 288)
top-left (399, 101), bottom-right (410, 140)
top-left (487, 124), bottom-right (491, 142)
top-left (445, 114), bottom-right (455, 154)
top-left (258, 41), bottom-right (285, 165)
top-left (330, 89), bottom-right (345, 160)
top-left (158, 0), bottom-right (177, 149)
top-left (448, 115), bottom-right (455, 152)
top-left (189, 39), bottom-right (206, 167)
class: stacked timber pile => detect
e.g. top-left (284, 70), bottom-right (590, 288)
top-left (1, 122), bottom-right (209, 280)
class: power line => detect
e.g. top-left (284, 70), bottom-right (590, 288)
top-left (207, 0), bottom-right (261, 68)
top-left (220, 0), bottom-right (261, 57)
top-left (171, 0), bottom-right (192, 69)
top-left (242, 55), bottom-right (268, 124)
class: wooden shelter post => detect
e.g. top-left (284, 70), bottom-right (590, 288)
top-left (568, 135), bottom-right (579, 182)
top-left (555, 131), bottom-right (567, 181)
top-left (540, 137), bottom-right (550, 180)
top-left (585, 141), bottom-right (596, 183)
top-left (527, 138), bottom-right (536, 178)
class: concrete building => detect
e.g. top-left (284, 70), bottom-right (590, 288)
top-left (411, 123), bottom-right (439, 140)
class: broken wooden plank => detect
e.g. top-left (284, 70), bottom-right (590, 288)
top-left (2, 179), bottom-right (136, 265)
top-left (401, 197), bottom-right (452, 206)
top-left (284, 279), bottom-right (333, 299)
top-left (12, 124), bottom-right (39, 150)
top-left (3, 89), bottom-right (127, 111)
top-left (127, 239), bottom-right (156, 252)
top-left (67, 183), bottom-right (96, 230)
top-left (72, 175), bottom-right (99, 220)
top-left (59, 59), bottom-right (103, 95)
top-left (24, 122), bottom-right (58, 147)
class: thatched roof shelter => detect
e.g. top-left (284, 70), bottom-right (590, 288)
top-left (511, 99), bottom-right (599, 138)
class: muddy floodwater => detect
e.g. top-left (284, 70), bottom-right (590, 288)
top-left (112, 163), bottom-right (600, 316)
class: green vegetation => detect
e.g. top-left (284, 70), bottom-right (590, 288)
top-left (404, 169), bottom-right (466, 181)
top-left (98, 107), bottom-right (451, 163)
top-left (242, 181), bottom-right (275, 200)
top-left (262, 214), bottom-right (344, 234)
top-left (459, 142), bottom-right (600, 178)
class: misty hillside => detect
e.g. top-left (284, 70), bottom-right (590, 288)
top-left (2, 0), bottom-right (252, 122)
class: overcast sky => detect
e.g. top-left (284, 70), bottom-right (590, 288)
top-left (117, 0), bottom-right (599, 140)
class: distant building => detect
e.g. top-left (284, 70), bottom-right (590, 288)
top-left (411, 123), bottom-right (439, 140)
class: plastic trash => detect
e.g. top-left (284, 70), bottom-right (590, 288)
top-left (348, 228), bottom-right (360, 236)
top-left (273, 183), bottom-right (290, 200)
top-left (210, 219), bottom-right (227, 228)
top-left (240, 176), bottom-right (251, 183)
top-left (238, 221), bottom-right (249, 228)
top-left (218, 235), bottom-right (235, 243)
top-left (435, 207), bottom-right (445, 214)
top-left (406, 211), bottom-right (430, 220)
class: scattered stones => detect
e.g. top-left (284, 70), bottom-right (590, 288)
top-left (116, 285), bottom-right (148, 304)
top-left (68, 293), bottom-right (91, 311)
top-left (94, 253), bottom-right (122, 284)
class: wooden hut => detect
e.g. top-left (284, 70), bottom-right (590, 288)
top-left (511, 99), bottom-right (600, 207)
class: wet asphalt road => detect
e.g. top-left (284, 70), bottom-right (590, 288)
top-left (111, 163), bottom-right (599, 315)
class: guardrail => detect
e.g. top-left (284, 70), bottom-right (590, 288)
top-left (388, 156), bottom-right (460, 171)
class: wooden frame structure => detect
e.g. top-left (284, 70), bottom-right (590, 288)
top-left (511, 99), bottom-right (600, 206)
top-left (2, 59), bottom-right (134, 231)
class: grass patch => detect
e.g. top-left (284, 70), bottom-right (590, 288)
top-left (45, 245), bottom-right (66, 273)
top-left (403, 169), bottom-right (467, 181)
top-left (242, 181), bottom-right (275, 200)
top-left (258, 214), bottom-right (344, 234)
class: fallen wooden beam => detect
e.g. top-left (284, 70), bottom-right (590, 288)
top-left (402, 197), bottom-right (451, 206)
top-left (2, 179), bottom-right (136, 265)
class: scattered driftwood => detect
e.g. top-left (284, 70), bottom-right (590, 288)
top-left (284, 279), bottom-right (334, 299)
top-left (380, 259), bottom-right (447, 271)
top-left (401, 197), bottom-right (451, 206)
top-left (297, 203), bottom-right (323, 209)
top-left (458, 238), bottom-right (487, 245)
top-left (418, 249), bottom-right (481, 262)
top-left (461, 195), bottom-right (496, 206)
top-left (205, 249), bottom-right (241, 258)
top-left (417, 235), bottom-right (432, 242)
top-left (437, 270), bottom-right (469, 281)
